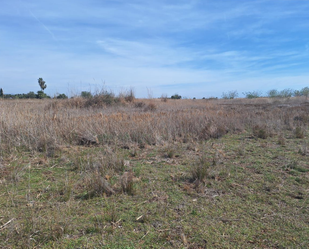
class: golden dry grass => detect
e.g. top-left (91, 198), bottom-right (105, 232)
top-left (0, 97), bottom-right (308, 152)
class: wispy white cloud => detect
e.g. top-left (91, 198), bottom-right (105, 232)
top-left (1, 0), bottom-right (309, 98)
top-left (29, 10), bottom-right (58, 41)
top-left (96, 38), bottom-right (198, 67)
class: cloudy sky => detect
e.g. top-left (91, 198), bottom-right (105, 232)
top-left (1, 0), bottom-right (309, 98)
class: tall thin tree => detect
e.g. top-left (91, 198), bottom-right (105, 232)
top-left (38, 78), bottom-right (47, 91)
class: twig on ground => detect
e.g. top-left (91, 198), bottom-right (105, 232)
top-left (0, 218), bottom-right (15, 231)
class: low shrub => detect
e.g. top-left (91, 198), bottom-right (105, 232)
top-left (144, 103), bottom-right (157, 112)
top-left (134, 102), bottom-right (146, 108)
top-left (252, 125), bottom-right (269, 139)
top-left (295, 126), bottom-right (304, 139)
top-left (84, 170), bottom-right (115, 197)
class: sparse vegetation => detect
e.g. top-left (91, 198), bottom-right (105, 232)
top-left (267, 88), bottom-right (296, 98)
top-left (160, 94), bottom-right (168, 102)
top-left (0, 94), bottom-right (309, 248)
top-left (221, 90), bottom-right (238, 99)
top-left (243, 90), bottom-right (263, 99)
top-left (301, 87), bottom-right (309, 99)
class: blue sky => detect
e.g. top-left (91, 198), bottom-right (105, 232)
top-left (1, 0), bottom-right (309, 98)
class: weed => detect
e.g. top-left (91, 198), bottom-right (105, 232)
top-left (166, 146), bottom-right (176, 158)
top-left (84, 170), bottom-right (115, 197)
top-left (160, 94), bottom-right (168, 102)
top-left (253, 125), bottom-right (269, 139)
top-left (121, 171), bottom-right (134, 195)
top-left (295, 126), bottom-right (305, 138)
top-left (191, 156), bottom-right (211, 182)
top-left (278, 134), bottom-right (286, 146)
top-left (134, 101), bottom-right (146, 108)
top-left (129, 147), bottom-right (138, 157)
top-left (298, 141), bottom-right (307, 155)
top-left (124, 88), bottom-right (135, 103)
top-left (144, 103), bottom-right (157, 112)
top-left (105, 202), bottom-right (118, 223)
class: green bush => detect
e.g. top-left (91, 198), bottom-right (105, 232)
top-left (279, 88), bottom-right (293, 98)
top-left (243, 91), bottom-right (263, 99)
top-left (81, 91), bottom-right (92, 98)
top-left (56, 93), bottom-right (68, 99)
top-left (267, 89), bottom-right (279, 98)
top-left (300, 87), bottom-right (309, 99)
top-left (171, 94), bottom-right (181, 99)
top-left (37, 90), bottom-right (50, 99)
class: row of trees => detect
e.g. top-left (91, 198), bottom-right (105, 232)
top-left (222, 87), bottom-right (309, 99)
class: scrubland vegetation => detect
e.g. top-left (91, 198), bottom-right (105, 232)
top-left (0, 93), bottom-right (309, 248)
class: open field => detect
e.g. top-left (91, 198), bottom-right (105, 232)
top-left (1, 97), bottom-right (309, 248)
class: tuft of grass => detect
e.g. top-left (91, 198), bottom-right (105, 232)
top-left (134, 101), bottom-right (146, 108)
top-left (144, 103), bottom-right (157, 112)
top-left (253, 125), bottom-right (269, 139)
top-left (166, 146), bottom-right (176, 158)
top-left (120, 171), bottom-right (134, 195)
top-left (191, 156), bottom-right (211, 182)
top-left (295, 126), bottom-right (305, 138)
top-left (123, 88), bottom-right (135, 103)
top-left (84, 170), bottom-right (115, 197)
top-left (278, 133), bottom-right (286, 146)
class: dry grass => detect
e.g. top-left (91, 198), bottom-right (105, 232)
top-left (0, 96), bottom-right (309, 248)
top-left (1, 97), bottom-right (308, 152)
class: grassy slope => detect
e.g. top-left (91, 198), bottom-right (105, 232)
top-left (0, 98), bottom-right (309, 248)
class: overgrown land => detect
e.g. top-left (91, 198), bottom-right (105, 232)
top-left (0, 95), bottom-right (308, 248)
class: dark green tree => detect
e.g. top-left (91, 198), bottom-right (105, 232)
top-left (36, 91), bottom-right (50, 99)
top-left (56, 93), bottom-right (68, 99)
top-left (26, 91), bottom-right (37, 99)
top-left (81, 91), bottom-right (92, 98)
top-left (0, 88), bottom-right (3, 97)
top-left (37, 90), bottom-right (45, 99)
top-left (38, 78), bottom-right (47, 91)
top-left (171, 94), bottom-right (182, 99)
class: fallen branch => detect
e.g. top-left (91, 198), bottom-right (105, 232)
top-left (0, 218), bottom-right (15, 231)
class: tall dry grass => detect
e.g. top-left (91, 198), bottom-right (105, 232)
top-left (0, 97), bottom-right (308, 153)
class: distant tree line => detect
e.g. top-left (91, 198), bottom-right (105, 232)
top-left (0, 78), bottom-right (68, 99)
top-left (221, 87), bottom-right (309, 99)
